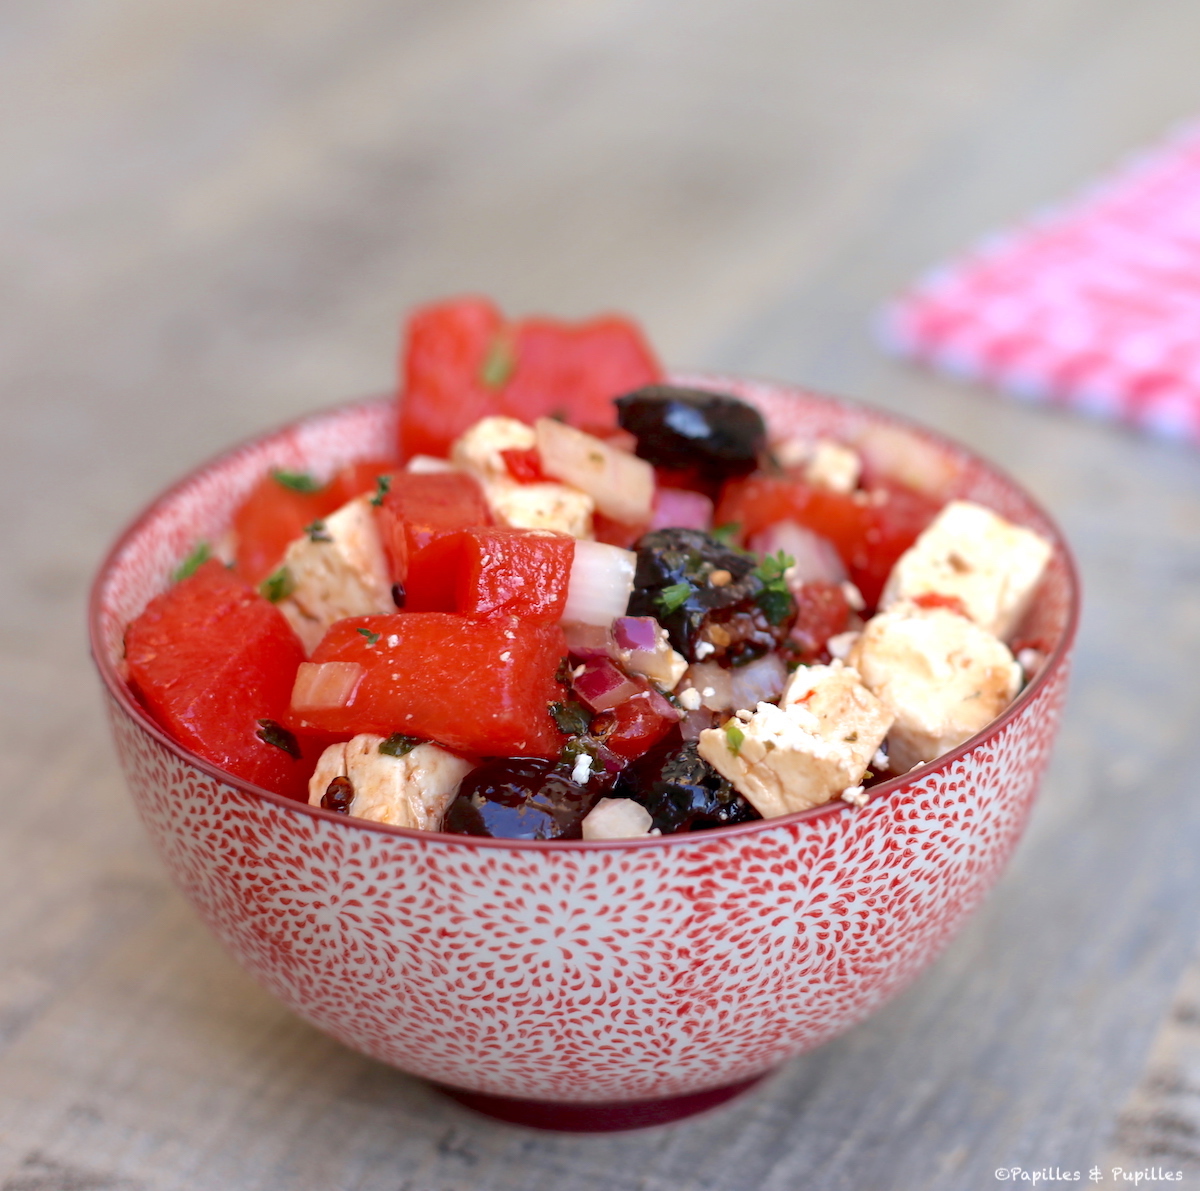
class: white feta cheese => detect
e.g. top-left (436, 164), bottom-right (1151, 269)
top-left (805, 439), bottom-right (862, 494)
top-left (449, 416), bottom-right (537, 482)
top-left (276, 495), bottom-right (394, 654)
top-left (571, 752), bottom-right (594, 785)
top-left (676, 687), bottom-right (702, 712)
top-left (880, 500), bottom-right (1052, 640)
top-left (405, 454), bottom-right (457, 474)
top-left (697, 662), bottom-right (892, 818)
top-left (581, 798), bottom-right (655, 840)
top-left (308, 735), bottom-right (474, 830)
top-left (826, 630), bottom-right (860, 661)
top-left (840, 785), bottom-right (868, 809)
top-left (612, 620), bottom-right (688, 691)
top-left (485, 479), bottom-right (595, 538)
top-left (848, 602), bottom-right (1022, 774)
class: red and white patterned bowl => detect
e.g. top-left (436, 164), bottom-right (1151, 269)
top-left (89, 377), bottom-right (1079, 1131)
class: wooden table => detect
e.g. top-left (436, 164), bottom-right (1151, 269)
top-left (4, 1), bottom-right (1200, 1186)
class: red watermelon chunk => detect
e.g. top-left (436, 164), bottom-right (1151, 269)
top-left (124, 560), bottom-right (311, 799)
top-left (297, 613), bottom-right (568, 759)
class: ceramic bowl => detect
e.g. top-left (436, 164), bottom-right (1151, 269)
top-left (89, 375), bottom-right (1079, 1131)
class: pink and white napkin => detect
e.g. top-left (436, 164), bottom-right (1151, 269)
top-left (881, 121), bottom-right (1200, 443)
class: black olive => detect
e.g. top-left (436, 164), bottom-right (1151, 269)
top-left (614, 385), bottom-right (766, 479)
top-left (613, 740), bottom-right (760, 834)
top-left (626, 528), bottom-right (762, 659)
top-left (442, 758), bottom-right (599, 840)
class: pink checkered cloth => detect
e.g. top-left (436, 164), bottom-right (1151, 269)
top-left (881, 121), bottom-right (1200, 443)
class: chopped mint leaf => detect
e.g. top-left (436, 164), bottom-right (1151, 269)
top-left (259, 566), bottom-right (296, 603)
top-left (256, 718), bottom-right (301, 759)
top-left (305, 520), bottom-right (333, 543)
top-left (656, 582), bottom-right (692, 614)
top-left (379, 733), bottom-right (423, 757)
top-left (479, 334), bottom-right (516, 389)
top-left (369, 474), bottom-right (392, 507)
top-left (172, 542), bottom-right (211, 583)
top-left (357, 627), bottom-right (381, 645)
top-left (549, 700), bottom-right (593, 736)
top-left (724, 722), bottom-right (745, 757)
top-left (753, 550), bottom-right (796, 626)
top-left (271, 469), bottom-right (322, 493)
top-left (711, 522), bottom-right (741, 545)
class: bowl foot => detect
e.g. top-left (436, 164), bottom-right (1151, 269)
top-left (436, 1071), bottom-right (771, 1132)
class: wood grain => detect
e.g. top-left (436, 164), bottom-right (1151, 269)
top-left (4, 0), bottom-right (1200, 1186)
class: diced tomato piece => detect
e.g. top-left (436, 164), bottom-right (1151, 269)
top-left (500, 446), bottom-right (547, 483)
top-left (298, 614), bottom-right (568, 758)
top-left (789, 581), bottom-right (850, 662)
top-left (715, 475), bottom-right (940, 608)
top-left (911, 591), bottom-right (970, 617)
top-left (592, 684), bottom-right (679, 760)
top-left (374, 471), bottom-right (490, 584)
top-left (232, 472), bottom-right (340, 587)
top-left (124, 561), bottom-right (312, 799)
top-left (328, 457), bottom-right (398, 507)
top-left (397, 296), bottom-right (662, 460)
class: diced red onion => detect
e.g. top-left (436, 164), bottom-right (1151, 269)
top-left (748, 519), bottom-right (846, 584)
top-left (730, 653), bottom-right (787, 710)
top-left (642, 686), bottom-right (682, 721)
top-left (562, 621), bottom-right (613, 660)
top-left (650, 487), bottom-right (713, 532)
top-left (291, 661), bottom-right (363, 712)
top-left (572, 659), bottom-right (641, 712)
top-left (679, 708), bottom-right (718, 742)
top-left (612, 616), bottom-right (660, 652)
top-left (561, 540), bottom-right (636, 626)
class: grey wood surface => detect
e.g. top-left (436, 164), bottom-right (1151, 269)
top-left (4, 0), bottom-right (1200, 1187)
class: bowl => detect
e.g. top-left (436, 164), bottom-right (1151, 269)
top-left (89, 375), bottom-right (1079, 1131)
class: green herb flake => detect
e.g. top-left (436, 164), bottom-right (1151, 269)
top-left (259, 566), bottom-right (295, 603)
top-left (172, 541), bottom-right (211, 583)
top-left (379, 733), bottom-right (423, 757)
top-left (271, 469), bottom-right (322, 493)
top-left (656, 582), bottom-right (693, 615)
top-left (753, 549), bottom-right (797, 626)
top-left (724, 722), bottom-right (745, 757)
top-left (369, 474), bottom-right (392, 508)
top-left (711, 522), bottom-right (741, 545)
top-left (256, 718), bottom-right (301, 759)
top-left (479, 334), bottom-right (517, 389)
top-left (549, 700), bottom-right (593, 736)
top-left (554, 657), bottom-right (574, 686)
top-left (305, 519), bottom-right (333, 543)
top-left (357, 627), bottom-right (381, 645)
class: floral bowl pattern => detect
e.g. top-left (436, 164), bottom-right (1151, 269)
top-left (89, 376), bottom-right (1078, 1130)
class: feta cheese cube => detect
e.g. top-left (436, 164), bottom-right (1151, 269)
top-left (581, 798), bottom-right (655, 840)
top-left (880, 500), bottom-right (1052, 640)
top-left (308, 735), bottom-right (473, 830)
top-left (805, 439), bottom-right (862, 494)
top-left (485, 479), bottom-right (595, 538)
top-left (450, 416), bottom-right (537, 482)
top-left (276, 495), bottom-right (394, 654)
top-left (848, 602), bottom-right (1022, 774)
top-left (697, 662), bottom-right (892, 818)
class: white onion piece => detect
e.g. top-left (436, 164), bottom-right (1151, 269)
top-left (291, 661), bottom-right (364, 712)
top-left (581, 798), bottom-right (655, 841)
top-left (405, 455), bottom-right (457, 473)
top-left (561, 620), bottom-right (612, 659)
top-left (561, 540), bottom-right (636, 626)
top-left (534, 418), bottom-right (654, 525)
top-left (678, 661), bottom-right (734, 712)
top-left (748, 519), bottom-right (846, 584)
top-left (730, 653), bottom-right (787, 710)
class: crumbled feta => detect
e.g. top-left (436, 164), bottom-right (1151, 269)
top-left (697, 662), bottom-right (892, 818)
top-left (450, 416), bottom-right (537, 482)
top-left (871, 746), bottom-right (889, 772)
top-left (840, 581), bottom-right (866, 612)
top-left (406, 454), bottom-right (457, 474)
top-left (308, 735), bottom-right (473, 830)
top-left (581, 798), bottom-right (655, 840)
top-left (277, 495), bottom-right (394, 654)
top-left (826, 630), bottom-right (860, 661)
top-left (677, 687), bottom-right (702, 712)
top-left (840, 785), bottom-right (868, 809)
top-left (571, 752), bottom-right (593, 785)
top-left (848, 602), bottom-right (1022, 774)
top-left (694, 640), bottom-right (716, 660)
top-left (612, 619), bottom-right (688, 691)
top-left (881, 500), bottom-right (1052, 640)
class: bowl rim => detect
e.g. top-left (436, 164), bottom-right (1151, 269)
top-left (89, 375), bottom-right (1081, 852)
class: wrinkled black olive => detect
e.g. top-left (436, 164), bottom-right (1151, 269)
top-left (614, 385), bottom-right (766, 478)
top-left (442, 758), bottom-right (598, 840)
top-left (626, 528), bottom-right (762, 659)
top-left (613, 740), bottom-right (760, 834)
